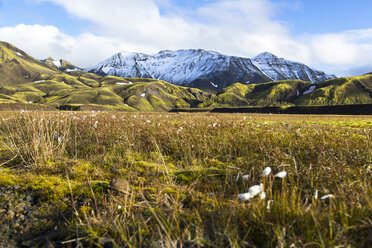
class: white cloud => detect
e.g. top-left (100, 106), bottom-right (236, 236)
top-left (34, 0), bottom-right (311, 65)
top-left (0, 24), bottom-right (75, 57)
top-left (303, 28), bottom-right (372, 76)
top-left (0, 24), bottom-right (140, 67)
top-left (0, 0), bottom-right (371, 76)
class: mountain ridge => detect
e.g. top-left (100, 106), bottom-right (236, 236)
top-left (86, 49), bottom-right (336, 92)
top-left (41, 57), bottom-right (80, 72)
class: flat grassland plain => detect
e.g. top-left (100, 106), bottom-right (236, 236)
top-left (0, 111), bottom-right (371, 247)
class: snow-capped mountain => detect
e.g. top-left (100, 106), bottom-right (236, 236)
top-left (86, 49), bottom-right (336, 92)
top-left (251, 52), bottom-right (334, 83)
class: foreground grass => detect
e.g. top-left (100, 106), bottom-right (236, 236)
top-left (0, 111), bottom-right (371, 247)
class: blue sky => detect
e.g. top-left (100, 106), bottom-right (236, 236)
top-left (1, 0), bottom-right (372, 76)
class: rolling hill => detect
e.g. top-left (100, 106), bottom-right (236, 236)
top-left (0, 41), bottom-right (58, 86)
top-left (0, 71), bottom-right (213, 111)
top-left (201, 74), bottom-right (372, 108)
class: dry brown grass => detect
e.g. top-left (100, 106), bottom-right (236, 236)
top-left (0, 111), bottom-right (371, 247)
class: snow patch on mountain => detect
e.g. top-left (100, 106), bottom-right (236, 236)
top-left (53, 60), bottom-right (61, 68)
top-left (210, 82), bottom-right (218, 88)
top-left (303, 86), bottom-right (317, 95)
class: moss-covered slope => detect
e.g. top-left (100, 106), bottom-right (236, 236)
top-left (201, 80), bottom-right (312, 107)
top-left (0, 71), bottom-right (213, 111)
top-left (294, 74), bottom-right (372, 105)
top-left (0, 41), bottom-right (58, 86)
top-left (202, 74), bottom-right (372, 107)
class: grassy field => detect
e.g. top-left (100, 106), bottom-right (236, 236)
top-left (0, 111), bottom-right (371, 247)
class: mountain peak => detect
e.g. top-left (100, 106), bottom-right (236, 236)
top-left (252, 52), bottom-right (279, 61)
top-left (41, 57), bottom-right (80, 72)
top-left (119, 51), bottom-right (140, 57)
top-left (86, 49), bottom-right (336, 92)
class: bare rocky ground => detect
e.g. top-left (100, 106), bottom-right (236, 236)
top-left (0, 186), bottom-right (64, 247)
top-left (0, 185), bottom-right (116, 248)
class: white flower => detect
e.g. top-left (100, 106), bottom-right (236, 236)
top-left (238, 192), bottom-right (252, 201)
top-left (93, 121), bottom-right (98, 128)
top-left (274, 171), bottom-right (287, 178)
top-left (261, 167), bottom-right (272, 177)
top-left (242, 174), bottom-right (249, 182)
top-left (267, 200), bottom-right (273, 210)
top-left (118, 205), bottom-right (122, 209)
top-left (321, 194), bottom-right (335, 200)
top-left (141, 93), bottom-right (146, 97)
top-left (238, 183), bottom-right (263, 201)
top-left (248, 183), bottom-right (263, 197)
top-left (260, 191), bottom-right (266, 200)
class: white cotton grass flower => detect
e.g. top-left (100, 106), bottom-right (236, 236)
top-left (259, 191), bottom-right (266, 200)
top-left (314, 190), bottom-right (318, 200)
top-left (261, 167), bottom-right (272, 177)
top-left (274, 171), bottom-right (287, 179)
top-left (321, 194), bottom-right (335, 200)
top-left (238, 183), bottom-right (264, 201)
top-left (238, 192), bottom-right (252, 201)
top-left (93, 121), bottom-right (98, 128)
top-left (248, 183), bottom-right (263, 197)
top-left (118, 205), bottom-right (122, 210)
top-left (267, 200), bottom-right (273, 210)
top-left (241, 174), bottom-right (250, 182)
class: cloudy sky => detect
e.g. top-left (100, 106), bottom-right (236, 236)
top-left (1, 0), bottom-right (372, 76)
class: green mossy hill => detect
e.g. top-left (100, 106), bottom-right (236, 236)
top-left (0, 71), bottom-right (213, 111)
top-left (0, 41), bottom-right (58, 86)
top-left (295, 74), bottom-right (372, 105)
top-left (201, 80), bottom-right (312, 107)
top-left (202, 75), bottom-right (372, 107)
